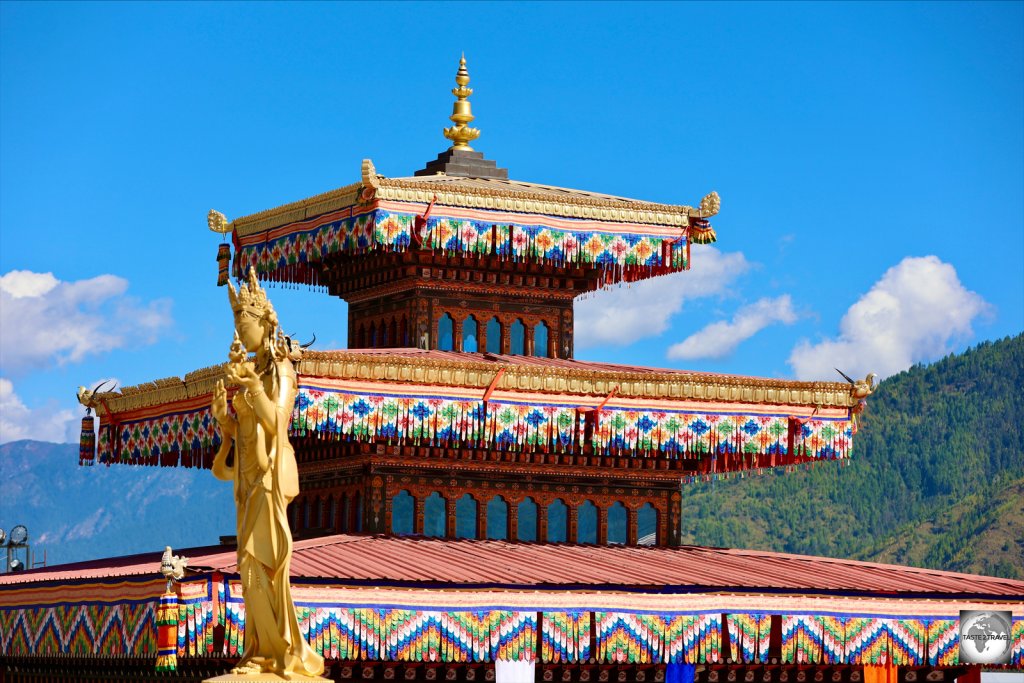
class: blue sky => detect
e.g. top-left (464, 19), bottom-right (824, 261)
top-left (1, 2), bottom-right (1021, 443)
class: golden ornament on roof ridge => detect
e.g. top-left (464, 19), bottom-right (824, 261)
top-left (443, 54), bottom-right (481, 151)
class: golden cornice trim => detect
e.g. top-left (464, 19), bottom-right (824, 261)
top-left (232, 182), bottom-right (364, 237)
top-left (375, 178), bottom-right (694, 228)
top-left (96, 363), bottom-right (230, 415)
top-left (295, 351), bottom-right (855, 409)
top-left (95, 353), bottom-right (854, 415)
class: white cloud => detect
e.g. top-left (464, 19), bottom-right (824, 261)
top-left (0, 270), bottom-right (172, 371)
top-left (574, 246), bottom-right (750, 348)
top-left (667, 295), bottom-right (798, 360)
top-left (0, 378), bottom-right (78, 444)
top-left (788, 256), bottom-right (989, 381)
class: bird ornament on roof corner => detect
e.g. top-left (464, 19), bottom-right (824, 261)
top-left (76, 380), bottom-right (117, 416)
top-left (836, 368), bottom-right (878, 432)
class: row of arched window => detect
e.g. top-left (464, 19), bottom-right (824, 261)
top-left (390, 491), bottom-right (658, 545)
top-left (437, 314), bottom-right (549, 357)
top-left (353, 317), bottom-right (410, 349)
top-left (292, 492), bottom-right (363, 534)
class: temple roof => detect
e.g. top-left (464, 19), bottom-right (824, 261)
top-left (4, 534), bottom-right (1023, 600)
top-left (229, 163), bottom-right (716, 238)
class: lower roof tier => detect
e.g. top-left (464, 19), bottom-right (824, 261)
top-left (2, 535), bottom-right (1022, 667)
top-left (81, 350), bottom-right (862, 472)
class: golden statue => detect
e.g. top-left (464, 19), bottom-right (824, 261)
top-left (210, 267), bottom-right (325, 680)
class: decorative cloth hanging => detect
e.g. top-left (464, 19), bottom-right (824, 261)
top-left (155, 592), bottom-right (178, 671)
top-left (216, 243), bottom-right (231, 287)
top-left (78, 416), bottom-right (95, 466)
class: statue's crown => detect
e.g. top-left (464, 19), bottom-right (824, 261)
top-left (228, 267), bottom-right (272, 316)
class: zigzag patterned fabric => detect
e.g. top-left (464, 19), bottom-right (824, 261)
top-left (781, 615), bottom-right (824, 664)
top-left (0, 603), bottom-right (156, 656)
top-left (927, 619), bottom-right (959, 666)
top-left (541, 612), bottom-right (591, 663)
top-left (727, 613), bottom-right (771, 663)
top-left (234, 205), bottom-right (690, 289)
top-left (594, 612), bottom-right (722, 664)
top-left (5, 596), bottom-right (1021, 668)
top-left (289, 608), bottom-right (536, 663)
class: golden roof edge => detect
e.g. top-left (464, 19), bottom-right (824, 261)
top-left (94, 352), bottom-right (856, 415)
top-left (231, 161), bottom-right (719, 237)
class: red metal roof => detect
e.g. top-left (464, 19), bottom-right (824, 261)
top-left (4, 535), bottom-right (1023, 599)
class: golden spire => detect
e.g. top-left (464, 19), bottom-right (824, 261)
top-left (443, 54), bottom-right (481, 151)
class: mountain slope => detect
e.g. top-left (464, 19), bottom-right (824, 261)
top-left (0, 440), bottom-right (234, 566)
top-left (678, 334), bottom-right (1024, 578)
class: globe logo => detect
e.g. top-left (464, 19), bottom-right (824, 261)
top-left (959, 610), bottom-right (1012, 664)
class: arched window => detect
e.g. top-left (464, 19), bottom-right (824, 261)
top-left (356, 325), bottom-right (366, 349)
top-left (462, 315), bottom-right (479, 353)
top-left (517, 497), bottom-right (538, 542)
top-left (389, 318), bottom-right (398, 348)
top-left (391, 490), bottom-right (414, 535)
top-left (486, 317), bottom-right (502, 354)
top-left (424, 492), bottom-right (446, 538)
top-left (577, 500), bottom-right (598, 545)
top-left (607, 502), bottom-right (627, 545)
top-left (401, 316), bottom-right (409, 347)
top-left (638, 503), bottom-right (658, 545)
top-left (369, 322), bottom-right (378, 348)
top-left (438, 313), bottom-right (454, 351)
top-left (380, 321), bottom-right (388, 347)
top-left (486, 496), bottom-right (508, 540)
top-left (353, 492), bottom-right (362, 532)
top-left (546, 499), bottom-right (567, 543)
top-left (510, 319), bottom-right (525, 355)
top-left (456, 494), bottom-right (478, 539)
top-left (302, 498), bottom-right (312, 530)
top-left (533, 322), bottom-right (549, 358)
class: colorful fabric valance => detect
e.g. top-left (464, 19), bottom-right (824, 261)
top-left (233, 201), bottom-right (690, 288)
top-left (88, 378), bottom-right (854, 467)
top-left (291, 380), bottom-right (854, 461)
top-left (6, 596), bottom-right (1020, 667)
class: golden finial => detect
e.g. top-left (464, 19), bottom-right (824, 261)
top-left (443, 54), bottom-right (481, 151)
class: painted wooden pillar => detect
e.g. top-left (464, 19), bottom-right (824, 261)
top-left (446, 496), bottom-right (458, 539)
top-left (626, 507), bottom-right (637, 546)
top-left (598, 506), bottom-right (608, 546)
top-left (537, 501), bottom-right (548, 543)
top-left (384, 494), bottom-right (393, 536)
top-left (568, 504), bottom-right (579, 544)
top-left (413, 496), bottom-right (424, 536)
top-left (478, 324), bottom-right (488, 355)
top-left (508, 500), bottom-right (519, 541)
top-left (453, 318), bottom-right (463, 352)
top-left (476, 501), bottom-right (488, 540)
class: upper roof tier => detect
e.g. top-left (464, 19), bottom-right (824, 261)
top-left (219, 58), bottom-right (719, 290)
top-left (225, 160), bottom-right (720, 290)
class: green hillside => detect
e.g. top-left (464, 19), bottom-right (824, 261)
top-left (678, 334), bottom-right (1024, 579)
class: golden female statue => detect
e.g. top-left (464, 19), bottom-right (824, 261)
top-left (210, 267), bottom-right (324, 679)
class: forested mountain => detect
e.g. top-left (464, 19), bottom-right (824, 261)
top-left (678, 334), bottom-right (1024, 578)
